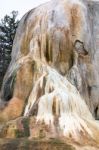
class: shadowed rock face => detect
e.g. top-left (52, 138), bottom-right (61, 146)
top-left (0, 0), bottom-right (99, 148)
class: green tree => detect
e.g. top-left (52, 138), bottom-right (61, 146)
top-left (0, 11), bottom-right (19, 88)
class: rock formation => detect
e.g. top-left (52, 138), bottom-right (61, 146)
top-left (0, 0), bottom-right (99, 149)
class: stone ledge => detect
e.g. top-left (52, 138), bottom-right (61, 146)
top-left (0, 138), bottom-right (75, 150)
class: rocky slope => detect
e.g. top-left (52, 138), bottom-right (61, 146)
top-left (0, 0), bottom-right (99, 149)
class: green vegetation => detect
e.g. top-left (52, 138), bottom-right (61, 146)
top-left (0, 11), bottom-right (19, 89)
top-left (15, 118), bottom-right (30, 138)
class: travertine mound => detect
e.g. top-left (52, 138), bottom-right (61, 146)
top-left (0, 0), bottom-right (99, 148)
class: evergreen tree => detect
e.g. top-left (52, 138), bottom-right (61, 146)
top-left (0, 11), bottom-right (19, 88)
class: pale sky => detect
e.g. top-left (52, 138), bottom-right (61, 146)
top-left (0, 0), bottom-right (99, 20)
top-left (0, 0), bottom-right (49, 20)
